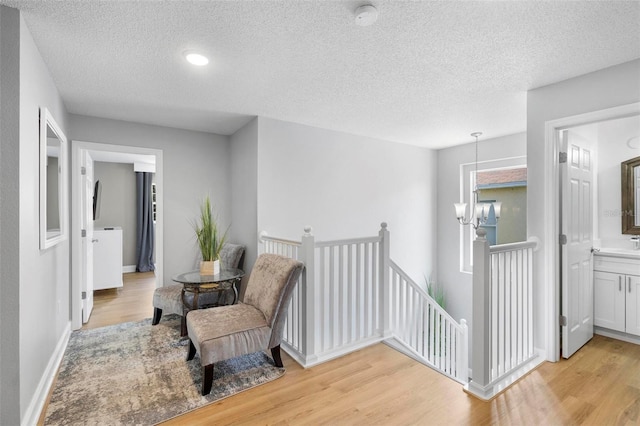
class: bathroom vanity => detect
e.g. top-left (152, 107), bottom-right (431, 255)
top-left (594, 248), bottom-right (640, 341)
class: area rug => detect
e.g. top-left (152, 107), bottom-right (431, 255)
top-left (44, 315), bottom-right (285, 425)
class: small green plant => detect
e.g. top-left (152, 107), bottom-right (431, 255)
top-left (424, 275), bottom-right (447, 357)
top-left (193, 196), bottom-right (227, 261)
top-left (425, 275), bottom-right (446, 310)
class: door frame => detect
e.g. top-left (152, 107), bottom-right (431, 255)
top-left (71, 140), bottom-right (164, 330)
top-left (543, 102), bottom-right (640, 362)
top-left (81, 150), bottom-right (95, 323)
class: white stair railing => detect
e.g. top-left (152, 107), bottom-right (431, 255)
top-left (465, 230), bottom-right (542, 400)
top-left (260, 226), bottom-right (386, 366)
top-left (260, 223), bottom-right (469, 384)
top-left (260, 234), bottom-right (305, 355)
top-left (388, 261), bottom-right (468, 383)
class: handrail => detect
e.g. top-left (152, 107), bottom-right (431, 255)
top-left (389, 260), bottom-right (463, 330)
top-left (315, 235), bottom-right (381, 247)
top-left (259, 232), bottom-right (302, 247)
top-left (489, 239), bottom-right (536, 254)
top-left (261, 233), bottom-right (381, 250)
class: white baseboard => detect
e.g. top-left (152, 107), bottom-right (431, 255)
top-left (383, 337), bottom-right (468, 384)
top-left (463, 348), bottom-right (546, 401)
top-left (122, 265), bottom-right (136, 273)
top-left (22, 322), bottom-right (71, 426)
top-left (282, 335), bottom-right (384, 369)
top-left (595, 327), bottom-right (640, 345)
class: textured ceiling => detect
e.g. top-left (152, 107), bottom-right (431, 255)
top-left (4, 0), bottom-right (640, 148)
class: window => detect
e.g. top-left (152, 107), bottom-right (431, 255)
top-left (477, 167), bottom-right (527, 245)
top-left (459, 157), bottom-right (527, 273)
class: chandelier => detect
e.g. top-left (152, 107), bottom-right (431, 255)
top-left (454, 132), bottom-right (502, 230)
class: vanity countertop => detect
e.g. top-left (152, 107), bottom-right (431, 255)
top-left (595, 248), bottom-right (640, 260)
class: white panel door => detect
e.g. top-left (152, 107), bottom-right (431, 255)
top-left (561, 130), bottom-right (595, 358)
top-left (81, 150), bottom-right (95, 323)
top-left (626, 275), bottom-right (640, 337)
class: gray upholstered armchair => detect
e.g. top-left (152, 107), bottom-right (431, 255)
top-left (186, 253), bottom-right (304, 395)
top-left (151, 243), bottom-right (245, 325)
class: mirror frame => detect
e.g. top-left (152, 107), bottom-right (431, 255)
top-left (621, 155), bottom-right (640, 235)
top-left (40, 107), bottom-right (68, 249)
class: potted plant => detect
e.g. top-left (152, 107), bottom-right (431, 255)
top-left (194, 196), bottom-right (227, 275)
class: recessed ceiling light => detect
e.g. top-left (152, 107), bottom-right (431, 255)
top-left (184, 51), bottom-right (209, 66)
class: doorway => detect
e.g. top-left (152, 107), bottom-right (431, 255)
top-left (544, 102), bottom-right (640, 361)
top-left (71, 141), bottom-right (164, 330)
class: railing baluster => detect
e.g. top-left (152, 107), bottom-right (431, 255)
top-left (365, 243), bottom-right (369, 338)
top-left (372, 241), bottom-right (379, 332)
top-left (491, 252), bottom-right (498, 381)
top-left (527, 247), bottom-right (533, 358)
top-left (511, 250), bottom-right (516, 366)
top-left (505, 250), bottom-right (511, 372)
top-left (320, 246), bottom-right (327, 353)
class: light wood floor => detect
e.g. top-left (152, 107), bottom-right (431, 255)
top-left (81, 271), bottom-right (156, 330)
top-left (42, 274), bottom-right (640, 425)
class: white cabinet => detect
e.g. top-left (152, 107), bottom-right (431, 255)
top-left (593, 252), bottom-right (640, 337)
top-left (627, 275), bottom-right (640, 336)
top-left (93, 227), bottom-right (123, 290)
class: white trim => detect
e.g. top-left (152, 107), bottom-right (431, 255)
top-left (122, 265), bottom-right (136, 273)
top-left (383, 337), bottom-right (468, 385)
top-left (133, 162), bottom-right (155, 173)
top-left (39, 108), bottom-right (69, 250)
top-left (543, 102), bottom-right (640, 362)
top-left (22, 322), bottom-right (71, 426)
top-left (281, 341), bottom-right (318, 367)
top-left (595, 327), bottom-right (640, 346)
top-left (71, 141), bottom-right (164, 330)
top-left (282, 335), bottom-right (384, 369)
top-left (463, 348), bottom-right (545, 401)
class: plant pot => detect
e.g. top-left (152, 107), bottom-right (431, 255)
top-left (200, 259), bottom-right (220, 276)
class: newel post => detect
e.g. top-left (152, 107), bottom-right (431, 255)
top-left (379, 222), bottom-right (391, 338)
top-left (470, 227), bottom-right (491, 394)
top-left (300, 226), bottom-right (316, 361)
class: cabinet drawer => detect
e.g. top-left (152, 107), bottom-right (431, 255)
top-left (594, 255), bottom-right (640, 275)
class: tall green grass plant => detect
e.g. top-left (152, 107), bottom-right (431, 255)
top-left (193, 196), bottom-right (227, 261)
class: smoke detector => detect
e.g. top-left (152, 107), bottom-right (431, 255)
top-left (354, 4), bottom-right (378, 26)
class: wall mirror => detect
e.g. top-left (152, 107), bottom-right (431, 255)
top-left (621, 155), bottom-right (640, 235)
top-left (40, 107), bottom-right (68, 249)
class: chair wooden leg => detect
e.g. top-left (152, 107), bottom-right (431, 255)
top-left (180, 316), bottom-right (187, 337)
top-left (151, 307), bottom-right (162, 325)
top-left (202, 364), bottom-right (213, 396)
top-left (271, 345), bottom-right (283, 367)
top-left (187, 339), bottom-right (196, 361)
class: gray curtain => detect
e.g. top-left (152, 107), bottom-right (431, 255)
top-left (135, 172), bottom-right (155, 272)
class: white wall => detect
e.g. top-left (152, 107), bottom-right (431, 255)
top-left (527, 59), bottom-right (640, 357)
top-left (69, 115), bottom-right (231, 286)
top-left (256, 117), bottom-right (436, 283)
top-left (19, 13), bottom-right (70, 422)
top-left (229, 118), bottom-right (259, 296)
top-left (436, 133), bottom-right (526, 339)
top-left (0, 5), bottom-right (21, 424)
top-left (93, 161), bottom-right (137, 266)
top-left (596, 116), bottom-right (640, 248)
